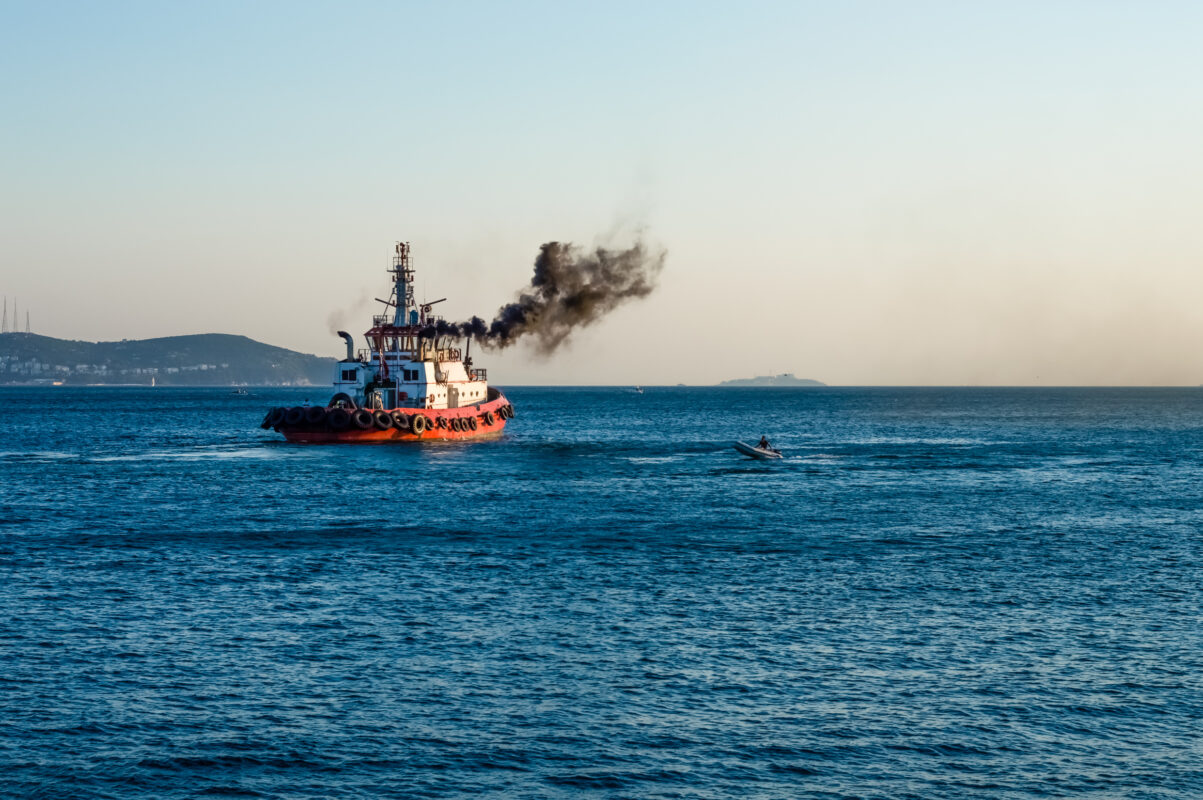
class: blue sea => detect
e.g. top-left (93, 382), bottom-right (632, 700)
top-left (1, 386), bottom-right (1201, 799)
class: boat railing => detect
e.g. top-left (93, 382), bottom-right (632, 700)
top-left (470, 368), bottom-right (488, 381)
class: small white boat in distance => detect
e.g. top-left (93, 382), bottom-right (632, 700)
top-left (734, 441), bottom-right (783, 460)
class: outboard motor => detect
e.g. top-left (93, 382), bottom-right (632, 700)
top-left (337, 331), bottom-right (355, 361)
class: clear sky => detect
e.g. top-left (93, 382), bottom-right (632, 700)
top-left (3, 1), bottom-right (1202, 385)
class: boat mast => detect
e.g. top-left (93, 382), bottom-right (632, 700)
top-left (390, 242), bottom-right (416, 326)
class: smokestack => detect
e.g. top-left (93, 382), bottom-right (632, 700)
top-left (337, 330), bottom-right (355, 361)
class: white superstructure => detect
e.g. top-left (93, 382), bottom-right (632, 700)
top-left (331, 242), bottom-right (489, 411)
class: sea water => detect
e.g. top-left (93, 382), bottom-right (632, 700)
top-left (1, 386), bottom-right (1200, 798)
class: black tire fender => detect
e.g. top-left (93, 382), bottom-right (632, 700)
top-left (373, 410), bottom-right (392, 430)
top-left (284, 407), bottom-right (305, 426)
top-left (328, 408), bottom-right (351, 430)
top-left (351, 409), bottom-right (374, 430)
top-left (411, 414), bottom-right (427, 435)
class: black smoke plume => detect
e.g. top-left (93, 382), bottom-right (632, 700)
top-left (423, 240), bottom-right (665, 353)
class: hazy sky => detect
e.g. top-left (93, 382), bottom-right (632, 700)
top-left (4, 1), bottom-right (1203, 385)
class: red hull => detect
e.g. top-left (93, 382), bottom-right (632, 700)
top-left (275, 392), bottom-right (512, 444)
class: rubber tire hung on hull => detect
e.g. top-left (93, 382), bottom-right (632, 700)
top-left (263, 393), bottom-right (514, 439)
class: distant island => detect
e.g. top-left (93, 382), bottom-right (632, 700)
top-left (717, 373), bottom-right (825, 387)
top-left (0, 332), bottom-right (334, 386)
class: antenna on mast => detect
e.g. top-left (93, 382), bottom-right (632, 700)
top-left (390, 241), bottom-right (416, 327)
top-left (25, 310), bottom-right (30, 334)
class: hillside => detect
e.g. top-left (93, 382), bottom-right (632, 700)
top-left (718, 373), bottom-right (825, 387)
top-left (0, 333), bottom-right (335, 385)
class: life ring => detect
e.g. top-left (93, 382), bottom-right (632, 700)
top-left (373, 410), bottom-right (393, 430)
top-left (328, 392), bottom-right (357, 410)
top-left (391, 410), bottom-right (410, 429)
top-left (467, 416), bottom-right (478, 431)
top-left (304, 406), bottom-right (326, 425)
top-left (351, 409), bottom-right (374, 429)
top-left (411, 414), bottom-right (427, 435)
top-left (483, 411), bottom-right (495, 426)
top-left (284, 407), bottom-right (305, 426)
top-left (328, 408), bottom-right (351, 430)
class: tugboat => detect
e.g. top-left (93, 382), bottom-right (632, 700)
top-left (261, 242), bottom-right (514, 443)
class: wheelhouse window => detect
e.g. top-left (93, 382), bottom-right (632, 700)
top-left (341, 369), bottom-right (357, 381)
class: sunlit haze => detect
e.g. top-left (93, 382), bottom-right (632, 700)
top-left (4, 1), bottom-right (1202, 385)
